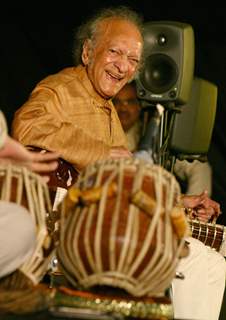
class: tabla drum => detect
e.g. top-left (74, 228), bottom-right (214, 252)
top-left (57, 158), bottom-right (189, 313)
top-left (0, 162), bottom-right (54, 289)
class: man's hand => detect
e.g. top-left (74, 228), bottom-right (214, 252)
top-left (181, 190), bottom-right (221, 223)
top-left (109, 146), bottom-right (132, 159)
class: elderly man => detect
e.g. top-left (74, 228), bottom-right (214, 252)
top-left (12, 6), bottom-right (143, 170)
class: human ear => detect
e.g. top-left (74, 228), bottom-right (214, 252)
top-left (81, 39), bottom-right (91, 65)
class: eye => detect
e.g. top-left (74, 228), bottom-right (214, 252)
top-left (109, 48), bottom-right (119, 55)
top-left (129, 57), bottom-right (139, 67)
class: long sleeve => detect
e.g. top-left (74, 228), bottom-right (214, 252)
top-left (174, 159), bottom-right (212, 196)
top-left (12, 66), bottom-right (127, 171)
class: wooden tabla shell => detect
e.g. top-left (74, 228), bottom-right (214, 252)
top-left (0, 163), bottom-right (54, 286)
top-left (58, 158), bottom-right (186, 297)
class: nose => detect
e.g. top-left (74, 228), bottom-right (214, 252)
top-left (115, 54), bottom-right (129, 73)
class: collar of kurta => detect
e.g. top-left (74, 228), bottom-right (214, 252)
top-left (74, 65), bottom-right (114, 111)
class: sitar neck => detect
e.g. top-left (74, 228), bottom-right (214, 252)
top-left (187, 218), bottom-right (226, 256)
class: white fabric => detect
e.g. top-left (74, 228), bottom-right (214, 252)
top-left (174, 159), bottom-right (212, 196)
top-left (172, 237), bottom-right (226, 320)
top-left (0, 201), bottom-right (36, 278)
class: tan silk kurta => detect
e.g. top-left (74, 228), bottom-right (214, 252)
top-left (12, 65), bottom-right (127, 171)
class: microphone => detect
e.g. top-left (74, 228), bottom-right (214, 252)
top-left (134, 104), bottom-right (164, 163)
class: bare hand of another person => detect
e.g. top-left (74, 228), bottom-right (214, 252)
top-left (181, 190), bottom-right (221, 223)
top-left (0, 136), bottom-right (59, 182)
top-left (109, 146), bottom-right (132, 159)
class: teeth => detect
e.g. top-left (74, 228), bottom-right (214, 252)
top-left (108, 71), bottom-right (121, 80)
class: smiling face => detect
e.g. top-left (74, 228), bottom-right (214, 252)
top-left (82, 18), bottom-right (143, 99)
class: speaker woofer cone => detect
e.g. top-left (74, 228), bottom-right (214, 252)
top-left (140, 54), bottom-right (179, 94)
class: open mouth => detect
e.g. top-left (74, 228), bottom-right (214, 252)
top-left (107, 71), bottom-right (123, 82)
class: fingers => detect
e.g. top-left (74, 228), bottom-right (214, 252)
top-left (29, 160), bottom-right (58, 173)
top-left (30, 151), bottom-right (60, 162)
top-left (26, 150), bottom-right (60, 173)
top-left (199, 197), bottom-right (221, 215)
top-left (109, 147), bottom-right (132, 159)
top-left (196, 215), bottom-right (210, 223)
top-left (0, 158), bottom-right (58, 174)
top-left (182, 191), bottom-right (221, 222)
top-left (195, 206), bottom-right (215, 222)
top-left (181, 194), bottom-right (201, 209)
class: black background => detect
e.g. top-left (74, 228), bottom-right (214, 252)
top-left (1, 2), bottom-right (226, 224)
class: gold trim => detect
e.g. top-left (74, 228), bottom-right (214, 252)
top-left (55, 292), bottom-right (173, 319)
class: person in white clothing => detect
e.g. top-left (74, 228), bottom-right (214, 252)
top-left (174, 158), bottom-right (212, 196)
top-left (113, 82), bottom-right (226, 320)
top-left (113, 81), bottom-right (212, 196)
top-left (0, 110), bottom-right (59, 278)
top-left (172, 236), bottom-right (226, 320)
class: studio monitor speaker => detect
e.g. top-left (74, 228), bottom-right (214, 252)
top-left (136, 21), bottom-right (195, 105)
top-left (169, 77), bottom-right (218, 155)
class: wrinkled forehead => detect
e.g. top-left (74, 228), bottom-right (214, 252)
top-left (96, 17), bottom-right (143, 52)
